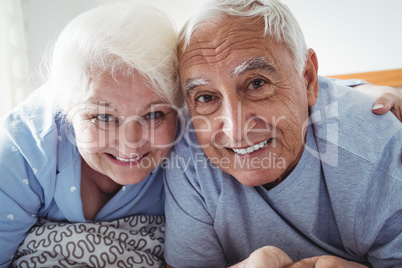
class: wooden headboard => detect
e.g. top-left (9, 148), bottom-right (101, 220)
top-left (327, 69), bottom-right (402, 87)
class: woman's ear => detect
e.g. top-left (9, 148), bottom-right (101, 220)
top-left (304, 48), bottom-right (319, 106)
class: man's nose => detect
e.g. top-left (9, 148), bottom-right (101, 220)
top-left (220, 98), bottom-right (256, 144)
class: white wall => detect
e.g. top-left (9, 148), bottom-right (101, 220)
top-left (24, 0), bottom-right (208, 83)
top-left (281, 0), bottom-right (402, 76)
top-left (25, 0), bottom-right (402, 81)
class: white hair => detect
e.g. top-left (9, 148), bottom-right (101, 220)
top-left (47, 3), bottom-right (183, 113)
top-left (179, 0), bottom-right (308, 74)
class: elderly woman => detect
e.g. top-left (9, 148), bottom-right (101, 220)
top-left (0, 3), bottom-right (182, 267)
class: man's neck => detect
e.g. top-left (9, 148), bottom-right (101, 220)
top-left (262, 142), bottom-right (305, 191)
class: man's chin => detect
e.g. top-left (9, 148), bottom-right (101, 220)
top-left (226, 168), bottom-right (281, 187)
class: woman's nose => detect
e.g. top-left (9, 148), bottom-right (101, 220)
top-left (118, 115), bottom-right (148, 149)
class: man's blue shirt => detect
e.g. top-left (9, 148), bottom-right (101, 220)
top-left (164, 77), bottom-right (402, 268)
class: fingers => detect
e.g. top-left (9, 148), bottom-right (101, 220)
top-left (285, 255), bottom-right (368, 268)
top-left (372, 94), bottom-right (393, 115)
top-left (263, 246), bottom-right (294, 268)
top-left (234, 246), bottom-right (294, 268)
top-left (284, 256), bottom-right (318, 268)
top-left (373, 91), bottom-right (402, 122)
top-left (372, 103), bottom-right (387, 114)
top-left (355, 84), bottom-right (402, 121)
top-left (372, 92), bottom-right (402, 121)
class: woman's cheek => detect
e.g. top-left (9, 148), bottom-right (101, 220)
top-left (74, 123), bottom-right (107, 152)
top-left (151, 119), bottom-right (178, 148)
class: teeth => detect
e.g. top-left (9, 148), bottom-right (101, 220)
top-left (232, 140), bottom-right (269, 155)
top-left (115, 155), bottom-right (142, 162)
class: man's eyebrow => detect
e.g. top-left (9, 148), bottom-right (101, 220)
top-left (183, 78), bottom-right (210, 96)
top-left (231, 57), bottom-right (277, 77)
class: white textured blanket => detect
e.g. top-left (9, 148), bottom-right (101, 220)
top-left (12, 215), bottom-right (165, 268)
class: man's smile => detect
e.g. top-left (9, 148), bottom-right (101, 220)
top-left (228, 138), bottom-right (275, 155)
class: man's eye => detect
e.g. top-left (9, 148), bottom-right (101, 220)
top-left (196, 95), bottom-right (215, 103)
top-left (97, 114), bottom-right (114, 122)
top-left (247, 79), bottom-right (266, 90)
top-left (146, 111), bottom-right (165, 120)
top-left (192, 94), bottom-right (220, 115)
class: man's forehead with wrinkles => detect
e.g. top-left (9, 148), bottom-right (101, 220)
top-left (178, 15), bottom-right (289, 93)
top-left (178, 16), bottom-right (268, 66)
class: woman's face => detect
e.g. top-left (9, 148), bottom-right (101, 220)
top-left (69, 71), bottom-right (178, 185)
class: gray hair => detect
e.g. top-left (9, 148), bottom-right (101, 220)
top-left (47, 3), bottom-right (183, 113)
top-left (179, 0), bottom-right (308, 74)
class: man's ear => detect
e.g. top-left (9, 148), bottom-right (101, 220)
top-left (304, 48), bottom-right (319, 106)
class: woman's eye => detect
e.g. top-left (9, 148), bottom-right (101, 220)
top-left (247, 79), bottom-right (266, 90)
top-left (146, 111), bottom-right (164, 120)
top-left (196, 94), bottom-right (215, 103)
top-left (97, 114), bottom-right (114, 122)
top-left (90, 114), bottom-right (119, 130)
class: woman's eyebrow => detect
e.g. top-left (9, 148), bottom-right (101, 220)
top-left (231, 57), bottom-right (277, 77)
top-left (84, 99), bottom-right (117, 111)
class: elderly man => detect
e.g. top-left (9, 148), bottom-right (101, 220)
top-left (164, 0), bottom-right (402, 267)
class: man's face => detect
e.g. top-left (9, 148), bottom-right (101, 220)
top-left (178, 16), bottom-right (318, 187)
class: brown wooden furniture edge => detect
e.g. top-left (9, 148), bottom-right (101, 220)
top-left (327, 69), bottom-right (402, 87)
